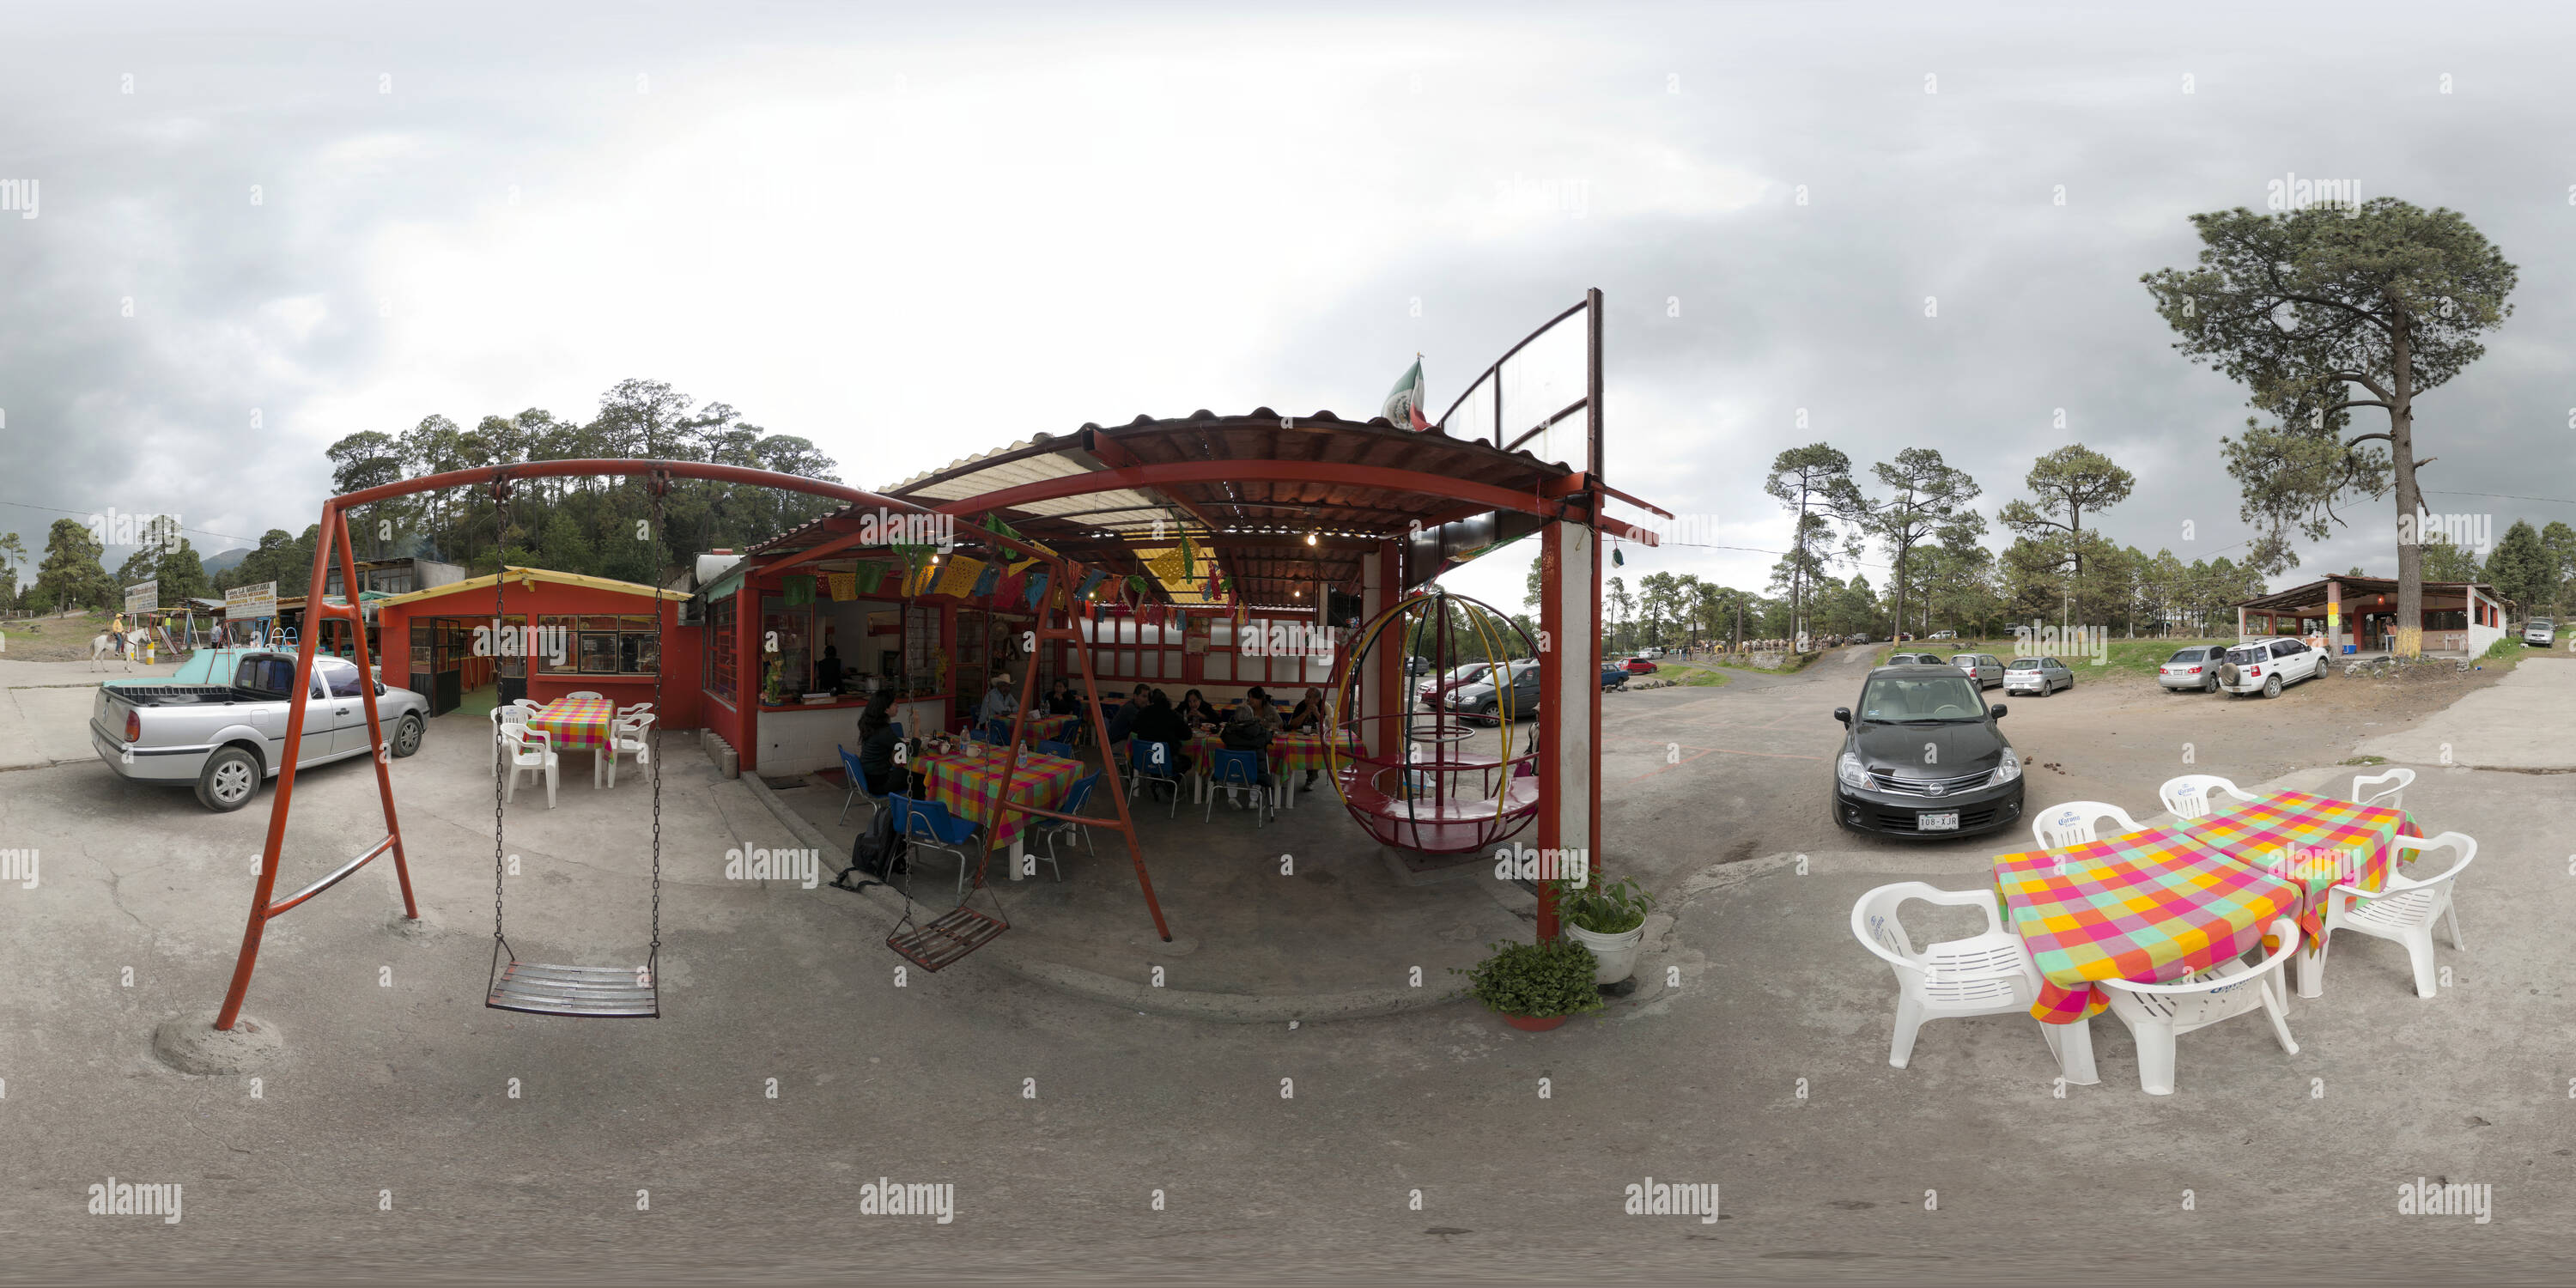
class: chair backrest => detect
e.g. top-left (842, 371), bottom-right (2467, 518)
top-left (501, 724), bottom-right (549, 758)
top-left (2032, 801), bottom-right (2143, 848)
top-left (902, 795), bottom-right (975, 843)
top-left (1849, 881), bottom-right (2007, 975)
top-left (616, 711), bottom-right (657, 737)
top-left (1034, 739), bottom-right (1075, 760)
top-left (2388, 830), bottom-right (2476, 890)
top-left (2351, 767), bottom-right (2415, 811)
top-left (1209, 747), bottom-right (1261, 784)
top-left (1059, 772), bottom-right (1101, 816)
top-left (1129, 738), bottom-right (1177, 780)
top-left (618, 702), bottom-right (656, 718)
top-left (513, 698), bottom-right (544, 714)
top-left (2158, 775), bottom-right (2246, 821)
top-left (493, 706), bottom-right (528, 731)
top-left (568, 690), bottom-right (605, 700)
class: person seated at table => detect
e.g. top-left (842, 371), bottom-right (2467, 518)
top-left (1043, 677), bottom-right (1078, 716)
top-left (1283, 686), bottom-right (1327, 732)
top-left (1127, 691), bottom-right (1194, 793)
top-left (1241, 693), bottom-right (1285, 732)
top-left (814, 645), bottom-right (845, 694)
top-left (1177, 688), bottom-right (1221, 731)
top-left (855, 695), bottom-right (925, 805)
top-left (977, 672), bottom-right (1018, 730)
top-left (1105, 683), bottom-right (1151, 745)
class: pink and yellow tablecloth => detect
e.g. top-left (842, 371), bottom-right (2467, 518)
top-left (2178, 789), bottom-right (2413, 945)
top-left (1024, 713), bottom-right (1080, 744)
top-left (526, 696), bottom-right (619, 753)
top-left (1993, 828), bottom-right (2302, 1024)
top-left (919, 749), bottom-right (1084, 852)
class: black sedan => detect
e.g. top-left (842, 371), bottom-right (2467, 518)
top-left (1830, 665), bottom-right (2024, 840)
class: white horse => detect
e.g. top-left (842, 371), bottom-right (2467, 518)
top-left (90, 632), bottom-right (134, 671)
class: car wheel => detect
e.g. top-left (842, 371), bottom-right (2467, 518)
top-left (2263, 674), bottom-right (2283, 698)
top-left (196, 745), bottom-right (262, 812)
top-left (2203, 674), bottom-right (2218, 693)
top-left (391, 713), bottom-right (425, 757)
top-left (1479, 702), bottom-right (1500, 727)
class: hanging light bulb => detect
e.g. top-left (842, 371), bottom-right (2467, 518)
top-left (1305, 531), bottom-right (1318, 546)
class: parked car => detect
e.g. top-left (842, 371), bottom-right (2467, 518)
top-left (1948, 653), bottom-right (2003, 688)
top-left (2158, 644), bottom-right (2227, 693)
top-left (1405, 654), bottom-right (1433, 677)
top-left (1636, 647), bottom-right (1663, 659)
top-left (1832, 665), bottom-right (2022, 839)
top-left (1929, 629), bottom-right (1958, 641)
top-left (1447, 659), bottom-right (1543, 725)
top-left (1416, 660), bottom-right (1494, 704)
top-left (1621, 657), bottom-right (1658, 674)
top-left (92, 652), bottom-right (428, 811)
top-left (1600, 664), bottom-right (1631, 690)
top-left (2216, 636), bottom-right (2328, 698)
top-left (1886, 652), bottom-right (1948, 666)
top-left (2000, 656), bottom-right (2073, 697)
top-left (1848, 633), bottom-right (1871, 646)
top-left (2526, 617), bottom-right (2557, 647)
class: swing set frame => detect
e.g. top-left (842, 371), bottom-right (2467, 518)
top-left (212, 458), bottom-right (1168, 1031)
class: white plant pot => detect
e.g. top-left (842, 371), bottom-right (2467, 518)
top-left (1563, 921), bottom-right (1645, 985)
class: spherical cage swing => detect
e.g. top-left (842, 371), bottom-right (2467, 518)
top-left (1322, 587), bottom-right (1543, 855)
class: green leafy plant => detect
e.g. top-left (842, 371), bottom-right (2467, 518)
top-left (1555, 876), bottom-right (1657, 935)
top-left (1451, 939), bottom-right (1605, 1019)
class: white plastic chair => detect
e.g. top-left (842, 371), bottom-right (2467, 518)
top-left (601, 712), bottom-right (654, 788)
top-left (2350, 767), bottom-right (2415, 812)
top-left (489, 705), bottom-right (529, 767)
top-left (2098, 916), bottom-right (2302, 1096)
top-left (2313, 831), bottom-right (2473, 999)
top-left (1850, 883), bottom-right (2069, 1072)
top-left (566, 690), bottom-right (605, 701)
top-left (2159, 774), bottom-right (2256, 821)
top-left (617, 701), bottom-right (657, 720)
top-left (2031, 801), bottom-right (2145, 848)
top-left (501, 725), bottom-right (559, 809)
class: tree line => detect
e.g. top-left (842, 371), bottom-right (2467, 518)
top-left (2, 380), bottom-right (847, 614)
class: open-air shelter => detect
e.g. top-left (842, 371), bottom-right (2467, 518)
top-left (2235, 576), bottom-right (2508, 657)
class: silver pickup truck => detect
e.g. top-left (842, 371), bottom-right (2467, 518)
top-left (92, 652), bottom-right (429, 811)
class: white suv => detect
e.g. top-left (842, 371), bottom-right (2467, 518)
top-left (2526, 617), bottom-right (2556, 647)
top-left (2216, 636), bottom-right (2328, 698)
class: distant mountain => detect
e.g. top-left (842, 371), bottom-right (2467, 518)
top-left (201, 547), bottom-right (255, 574)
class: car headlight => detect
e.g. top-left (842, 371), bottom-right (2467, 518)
top-left (1987, 748), bottom-right (2022, 787)
top-left (1837, 752), bottom-right (1868, 790)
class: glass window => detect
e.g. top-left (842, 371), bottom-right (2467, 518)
top-left (321, 658), bottom-right (366, 697)
top-left (579, 633), bottom-right (619, 672)
top-left (621, 633), bottom-right (659, 673)
top-left (582, 615), bottom-right (624, 631)
top-left (1204, 652), bottom-right (1232, 681)
top-left (538, 616), bottom-right (579, 673)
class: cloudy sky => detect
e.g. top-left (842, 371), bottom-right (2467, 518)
top-left (4, 1), bottom-right (2573, 610)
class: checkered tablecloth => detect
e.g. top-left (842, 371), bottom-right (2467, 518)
top-left (920, 750), bottom-right (1084, 850)
top-left (2180, 790), bottom-right (2411, 947)
top-left (1184, 729), bottom-right (1362, 774)
top-left (1994, 828), bottom-right (2303, 1024)
top-left (1024, 714), bottom-right (1079, 744)
top-left (527, 696), bottom-right (619, 752)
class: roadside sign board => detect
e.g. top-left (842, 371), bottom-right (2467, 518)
top-left (225, 581), bottom-right (278, 621)
top-left (124, 580), bottom-right (159, 614)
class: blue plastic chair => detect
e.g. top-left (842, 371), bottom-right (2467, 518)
top-left (1205, 747), bottom-right (1271, 827)
top-left (1027, 772), bottom-right (1103, 879)
top-left (1033, 738), bottom-right (1075, 761)
top-left (890, 793), bottom-right (981, 900)
top-left (1127, 738), bottom-right (1182, 817)
top-left (836, 744), bottom-right (889, 827)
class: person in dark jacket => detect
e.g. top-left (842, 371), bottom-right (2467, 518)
top-left (855, 694), bottom-right (922, 799)
top-left (1177, 688), bottom-right (1220, 731)
top-left (1044, 677), bottom-right (1078, 716)
top-left (1127, 690), bottom-right (1194, 788)
top-left (1105, 682), bottom-right (1150, 745)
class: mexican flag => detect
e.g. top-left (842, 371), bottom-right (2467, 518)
top-left (1382, 357), bottom-right (1430, 431)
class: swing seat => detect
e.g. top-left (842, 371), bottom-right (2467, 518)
top-left (487, 957), bottom-right (661, 1018)
top-left (887, 907), bottom-right (1008, 971)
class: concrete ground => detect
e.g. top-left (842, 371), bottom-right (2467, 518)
top-left (3, 650), bottom-right (2573, 1279)
top-left (2358, 649), bottom-right (2576, 769)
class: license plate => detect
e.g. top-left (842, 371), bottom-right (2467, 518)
top-left (1917, 811), bottom-right (1959, 831)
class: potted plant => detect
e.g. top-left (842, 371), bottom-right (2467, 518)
top-left (1555, 876), bottom-right (1657, 984)
top-left (1453, 938), bottom-right (1605, 1030)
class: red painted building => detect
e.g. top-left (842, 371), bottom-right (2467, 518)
top-left (371, 568), bottom-right (700, 726)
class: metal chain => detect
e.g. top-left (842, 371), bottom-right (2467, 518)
top-left (493, 477), bottom-right (509, 944)
top-left (648, 471), bottom-right (664, 955)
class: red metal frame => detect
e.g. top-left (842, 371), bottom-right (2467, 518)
top-left (214, 459), bottom-right (1135, 1030)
